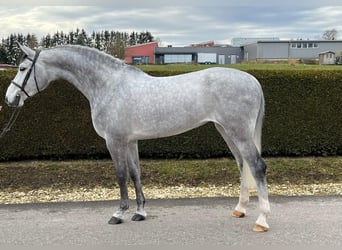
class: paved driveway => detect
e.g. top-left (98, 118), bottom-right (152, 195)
top-left (0, 196), bottom-right (341, 246)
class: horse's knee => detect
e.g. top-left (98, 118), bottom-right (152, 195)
top-left (116, 168), bottom-right (128, 185)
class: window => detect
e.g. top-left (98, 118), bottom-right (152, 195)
top-left (290, 42), bottom-right (319, 49)
top-left (132, 56), bottom-right (149, 64)
top-left (164, 54), bottom-right (192, 63)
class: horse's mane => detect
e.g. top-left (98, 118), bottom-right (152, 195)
top-left (47, 45), bottom-right (142, 73)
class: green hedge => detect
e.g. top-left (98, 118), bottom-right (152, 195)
top-left (1, 69), bottom-right (342, 160)
top-left (253, 70), bottom-right (342, 156)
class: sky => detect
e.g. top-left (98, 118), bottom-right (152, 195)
top-left (1, 0), bottom-right (342, 46)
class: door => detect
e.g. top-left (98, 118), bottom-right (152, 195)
top-left (218, 55), bottom-right (225, 64)
top-left (231, 55), bottom-right (237, 64)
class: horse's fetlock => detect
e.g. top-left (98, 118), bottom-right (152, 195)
top-left (121, 204), bottom-right (129, 211)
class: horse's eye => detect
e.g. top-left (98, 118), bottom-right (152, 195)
top-left (19, 67), bottom-right (26, 71)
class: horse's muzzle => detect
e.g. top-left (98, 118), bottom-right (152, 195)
top-left (5, 95), bottom-right (21, 108)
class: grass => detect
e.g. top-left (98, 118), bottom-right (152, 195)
top-left (0, 157), bottom-right (341, 191)
top-left (137, 63), bottom-right (342, 73)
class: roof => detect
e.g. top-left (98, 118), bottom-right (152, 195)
top-left (319, 51), bottom-right (335, 55)
top-left (256, 40), bottom-right (342, 44)
top-left (126, 42), bottom-right (158, 49)
top-left (155, 46), bottom-right (241, 54)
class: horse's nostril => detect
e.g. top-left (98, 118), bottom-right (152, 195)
top-left (14, 95), bottom-right (20, 106)
top-left (5, 95), bottom-right (21, 107)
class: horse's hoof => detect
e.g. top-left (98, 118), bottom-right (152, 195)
top-left (131, 213), bottom-right (146, 221)
top-left (108, 216), bottom-right (123, 225)
top-left (232, 210), bottom-right (245, 218)
top-left (252, 224), bottom-right (269, 232)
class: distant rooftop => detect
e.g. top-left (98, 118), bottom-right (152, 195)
top-left (231, 37), bottom-right (280, 47)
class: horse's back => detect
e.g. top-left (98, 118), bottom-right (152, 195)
top-left (163, 67), bottom-right (261, 92)
top-left (175, 67), bottom-right (263, 104)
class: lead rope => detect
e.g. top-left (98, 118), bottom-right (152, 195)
top-left (0, 108), bottom-right (21, 139)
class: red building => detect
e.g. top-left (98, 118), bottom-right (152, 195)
top-left (125, 42), bottom-right (158, 64)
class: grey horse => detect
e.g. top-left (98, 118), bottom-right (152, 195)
top-left (5, 44), bottom-right (270, 232)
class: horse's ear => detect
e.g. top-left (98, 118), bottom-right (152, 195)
top-left (17, 42), bottom-right (35, 58)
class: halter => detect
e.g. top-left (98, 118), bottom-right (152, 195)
top-left (11, 49), bottom-right (41, 98)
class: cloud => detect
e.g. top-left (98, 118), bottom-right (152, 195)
top-left (298, 6), bottom-right (342, 30)
top-left (1, 2), bottom-right (342, 46)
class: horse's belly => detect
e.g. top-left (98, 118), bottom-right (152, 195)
top-left (129, 116), bottom-right (210, 141)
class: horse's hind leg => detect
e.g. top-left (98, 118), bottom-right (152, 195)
top-left (215, 124), bottom-right (249, 217)
top-left (215, 124), bottom-right (270, 232)
top-left (236, 140), bottom-right (270, 232)
top-left (128, 141), bottom-right (146, 221)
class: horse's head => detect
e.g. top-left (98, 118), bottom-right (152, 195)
top-left (5, 44), bottom-right (47, 108)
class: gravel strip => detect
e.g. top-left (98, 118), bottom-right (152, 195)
top-left (0, 183), bottom-right (341, 204)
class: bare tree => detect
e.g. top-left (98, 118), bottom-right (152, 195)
top-left (322, 29), bottom-right (338, 40)
top-left (27, 34), bottom-right (38, 48)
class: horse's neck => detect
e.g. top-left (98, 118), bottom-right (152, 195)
top-left (45, 48), bottom-right (122, 103)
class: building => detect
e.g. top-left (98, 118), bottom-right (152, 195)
top-left (243, 40), bottom-right (342, 61)
top-left (154, 46), bottom-right (242, 64)
top-left (319, 51), bottom-right (336, 65)
top-left (124, 42), bottom-right (158, 64)
top-left (124, 39), bottom-right (342, 65)
top-left (190, 41), bottom-right (215, 47)
top-left (231, 37), bottom-right (279, 47)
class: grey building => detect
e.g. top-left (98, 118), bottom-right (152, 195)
top-left (155, 46), bottom-right (243, 64)
top-left (231, 37), bottom-right (279, 47)
top-left (243, 40), bottom-right (342, 61)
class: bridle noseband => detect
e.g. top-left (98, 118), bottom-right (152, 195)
top-left (11, 49), bottom-right (41, 98)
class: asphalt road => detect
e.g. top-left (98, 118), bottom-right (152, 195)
top-left (0, 196), bottom-right (341, 246)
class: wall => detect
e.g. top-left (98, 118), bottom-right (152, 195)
top-left (155, 46), bottom-right (242, 64)
top-left (244, 40), bottom-right (342, 61)
top-left (243, 43), bottom-right (258, 61)
top-left (258, 42), bottom-right (289, 59)
top-left (124, 42), bottom-right (158, 64)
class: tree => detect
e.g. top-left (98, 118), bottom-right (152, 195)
top-left (0, 29), bottom-right (155, 64)
top-left (41, 34), bottom-right (52, 48)
top-left (129, 32), bottom-right (137, 46)
top-left (106, 31), bottom-right (126, 59)
top-left (0, 46), bottom-right (9, 64)
top-left (7, 34), bottom-right (23, 65)
top-left (322, 29), bottom-right (338, 40)
top-left (75, 29), bottom-right (88, 46)
top-left (27, 34), bottom-right (38, 48)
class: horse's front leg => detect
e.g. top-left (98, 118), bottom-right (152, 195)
top-left (106, 139), bottom-right (130, 225)
top-left (128, 141), bottom-right (146, 221)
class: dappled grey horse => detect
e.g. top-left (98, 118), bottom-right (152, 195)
top-left (5, 44), bottom-right (270, 232)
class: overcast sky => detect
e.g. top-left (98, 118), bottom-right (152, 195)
top-left (1, 0), bottom-right (342, 46)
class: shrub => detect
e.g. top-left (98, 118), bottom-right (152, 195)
top-left (1, 69), bottom-right (342, 160)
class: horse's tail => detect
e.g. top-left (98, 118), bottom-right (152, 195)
top-left (254, 93), bottom-right (264, 154)
top-left (243, 92), bottom-right (265, 190)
